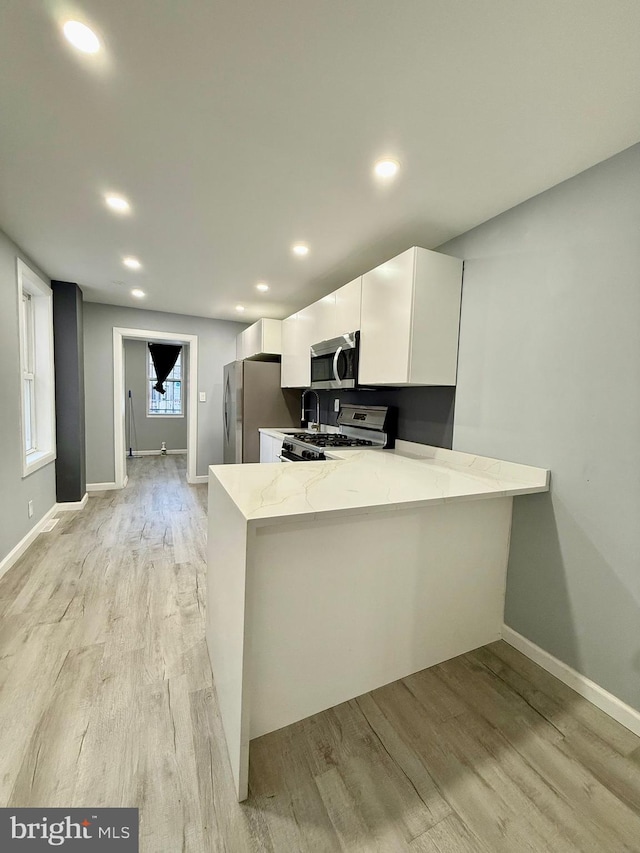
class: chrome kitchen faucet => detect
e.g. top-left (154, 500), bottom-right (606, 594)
top-left (301, 389), bottom-right (321, 430)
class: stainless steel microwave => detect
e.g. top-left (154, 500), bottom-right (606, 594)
top-left (310, 331), bottom-right (359, 390)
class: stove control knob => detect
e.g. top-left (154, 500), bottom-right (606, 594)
top-left (302, 450), bottom-right (313, 459)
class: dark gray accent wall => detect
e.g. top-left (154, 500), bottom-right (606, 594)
top-left (52, 281), bottom-right (86, 503)
top-left (315, 387), bottom-right (455, 447)
top-left (439, 142), bottom-right (640, 713)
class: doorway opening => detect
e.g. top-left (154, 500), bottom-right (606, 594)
top-left (113, 327), bottom-right (199, 488)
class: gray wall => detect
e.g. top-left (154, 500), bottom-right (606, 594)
top-left (84, 303), bottom-right (243, 482)
top-left (439, 142), bottom-right (640, 712)
top-left (124, 339), bottom-right (188, 452)
top-left (0, 228), bottom-right (56, 564)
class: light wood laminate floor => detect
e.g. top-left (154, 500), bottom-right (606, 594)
top-left (1, 456), bottom-right (639, 851)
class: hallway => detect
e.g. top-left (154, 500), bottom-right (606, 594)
top-left (0, 456), bottom-right (263, 851)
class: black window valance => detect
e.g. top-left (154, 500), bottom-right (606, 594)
top-left (148, 343), bottom-right (181, 394)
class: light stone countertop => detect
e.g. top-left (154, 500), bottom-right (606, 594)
top-left (258, 428), bottom-right (303, 438)
top-left (209, 439), bottom-right (550, 526)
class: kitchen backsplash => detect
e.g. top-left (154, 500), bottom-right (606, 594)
top-left (315, 387), bottom-right (455, 448)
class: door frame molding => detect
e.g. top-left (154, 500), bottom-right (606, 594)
top-left (113, 327), bottom-right (199, 487)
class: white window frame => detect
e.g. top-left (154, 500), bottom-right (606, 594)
top-left (22, 292), bottom-right (37, 454)
top-left (147, 346), bottom-right (184, 418)
top-left (17, 259), bottom-right (56, 477)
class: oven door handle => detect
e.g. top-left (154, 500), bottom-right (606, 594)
top-left (278, 452), bottom-right (297, 462)
top-left (332, 346), bottom-right (343, 383)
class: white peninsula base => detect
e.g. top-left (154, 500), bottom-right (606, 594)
top-left (206, 443), bottom-right (549, 801)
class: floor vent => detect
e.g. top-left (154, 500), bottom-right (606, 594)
top-left (41, 518), bottom-right (60, 533)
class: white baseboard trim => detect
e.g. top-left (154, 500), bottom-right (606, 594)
top-left (126, 449), bottom-right (187, 456)
top-left (0, 504), bottom-right (59, 582)
top-left (502, 625), bottom-right (640, 737)
top-left (188, 474), bottom-right (208, 484)
top-left (55, 493), bottom-right (89, 512)
top-left (87, 482), bottom-right (119, 492)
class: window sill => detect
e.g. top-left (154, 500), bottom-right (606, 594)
top-left (146, 413), bottom-right (185, 418)
top-left (23, 449), bottom-right (56, 478)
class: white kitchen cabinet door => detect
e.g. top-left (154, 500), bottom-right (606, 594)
top-left (306, 295), bottom-right (336, 346)
top-left (236, 318), bottom-right (282, 361)
top-left (271, 434), bottom-right (284, 461)
top-left (281, 309), bottom-right (313, 387)
top-left (259, 432), bottom-right (272, 462)
top-left (281, 295), bottom-right (338, 387)
top-left (333, 277), bottom-right (361, 337)
top-left (308, 277), bottom-right (361, 344)
top-left (236, 325), bottom-right (252, 361)
top-left (259, 432), bottom-right (283, 463)
top-left (359, 247), bottom-right (462, 386)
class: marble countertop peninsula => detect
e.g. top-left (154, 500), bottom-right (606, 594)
top-left (209, 438), bottom-right (550, 526)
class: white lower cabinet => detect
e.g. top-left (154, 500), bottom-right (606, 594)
top-left (259, 432), bottom-right (284, 463)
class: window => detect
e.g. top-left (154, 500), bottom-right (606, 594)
top-left (147, 348), bottom-right (184, 416)
top-left (22, 293), bottom-right (36, 453)
top-left (17, 259), bottom-right (56, 476)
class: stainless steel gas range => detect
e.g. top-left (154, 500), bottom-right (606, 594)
top-left (280, 404), bottom-right (396, 461)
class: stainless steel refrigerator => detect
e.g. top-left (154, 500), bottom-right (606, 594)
top-left (223, 360), bottom-right (300, 463)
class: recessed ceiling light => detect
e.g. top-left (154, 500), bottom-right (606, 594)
top-left (63, 21), bottom-right (100, 54)
top-left (292, 244), bottom-right (309, 257)
top-left (131, 288), bottom-right (145, 299)
top-left (256, 282), bottom-right (269, 292)
top-left (105, 194), bottom-right (130, 213)
top-left (123, 256), bottom-right (141, 270)
top-left (235, 305), bottom-right (245, 313)
top-left (374, 158), bottom-right (400, 179)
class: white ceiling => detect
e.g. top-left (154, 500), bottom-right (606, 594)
top-left (1, 0), bottom-right (639, 322)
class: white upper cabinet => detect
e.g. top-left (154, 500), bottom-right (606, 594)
top-left (332, 277), bottom-right (361, 338)
top-left (236, 318), bottom-right (282, 361)
top-left (305, 276), bottom-right (362, 351)
top-left (358, 247), bottom-right (462, 386)
top-left (281, 286), bottom-right (356, 387)
top-left (281, 307), bottom-right (314, 387)
top-left (306, 296), bottom-right (335, 346)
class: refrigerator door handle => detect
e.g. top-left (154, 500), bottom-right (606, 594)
top-left (224, 375), bottom-right (231, 442)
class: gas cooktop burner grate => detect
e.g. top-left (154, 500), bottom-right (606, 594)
top-left (290, 433), bottom-right (373, 448)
